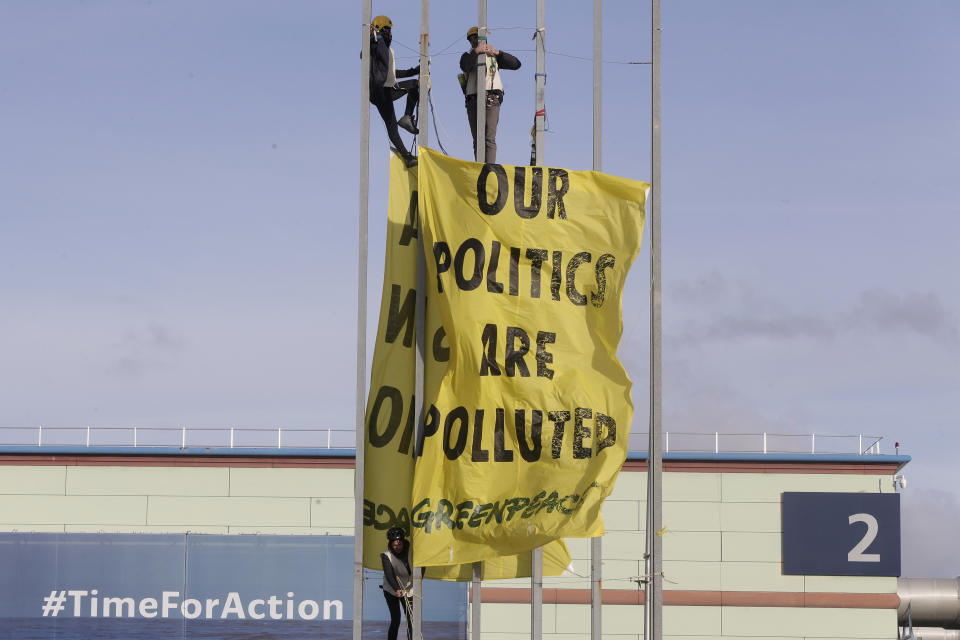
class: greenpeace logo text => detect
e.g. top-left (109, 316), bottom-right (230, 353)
top-left (41, 589), bottom-right (343, 620)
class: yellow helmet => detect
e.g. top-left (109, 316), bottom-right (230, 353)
top-left (467, 26), bottom-right (478, 38)
top-left (373, 15), bottom-right (393, 31)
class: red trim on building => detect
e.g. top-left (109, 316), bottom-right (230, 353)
top-left (0, 455), bottom-right (355, 469)
top-left (475, 587), bottom-right (899, 608)
top-left (624, 460), bottom-right (901, 474)
top-left (0, 454), bottom-right (897, 474)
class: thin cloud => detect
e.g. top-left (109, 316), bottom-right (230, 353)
top-left (664, 384), bottom-right (799, 436)
top-left (108, 322), bottom-right (184, 378)
top-left (669, 276), bottom-right (957, 349)
top-left (844, 289), bottom-right (958, 343)
top-left (670, 270), bottom-right (727, 304)
top-left (121, 323), bottom-right (185, 352)
top-left (701, 313), bottom-right (834, 342)
top-left (901, 488), bottom-right (960, 577)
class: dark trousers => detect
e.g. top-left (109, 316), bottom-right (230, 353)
top-left (466, 92), bottom-right (502, 163)
top-left (371, 80), bottom-right (419, 157)
top-left (383, 591), bottom-right (412, 640)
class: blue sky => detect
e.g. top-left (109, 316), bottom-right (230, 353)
top-left (1, 1), bottom-right (957, 576)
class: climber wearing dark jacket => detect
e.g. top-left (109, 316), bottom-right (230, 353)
top-left (370, 15), bottom-right (420, 168)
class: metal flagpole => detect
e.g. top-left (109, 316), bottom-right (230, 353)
top-left (531, 2), bottom-right (546, 639)
top-left (472, 562), bottom-right (482, 640)
top-left (644, 428), bottom-right (650, 640)
top-left (534, 0), bottom-right (545, 168)
top-left (411, 4), bottom-right (429, 639)
top-left (476, 1), bottom-right (488, 163)
top-left (646, 2), bottom-right (664, 640)
top-left (591, 2), bottom-right (603, 640)
top-left (353, 2), bottom-right (373, 640)
top-left (471, 5), bottom-right (486, 637)
top-left (593, 0), bottom-right (602, 171)
top-left (531, 551), bottom-right (542, 640)
top-left (419, 2), bottom-right (429, 151)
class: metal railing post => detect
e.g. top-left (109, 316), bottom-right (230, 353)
top-left (763, 432), bottom-right (767, 454)
top-left (133, 427), bottom-right (137, 447)
top-left (86, 426), bottom-right (91, 447)
top-left (664, 431), bottom-right (669, 453)
top-left (38, 425), bottom-right (43, 446)
top-left (714, 432), bottom-right (719, 453)
top-left (277, 428), bottom-right (282, 449)
top-left (811, 433), bottom-right (816, 454)
top-left (858, 434), bottom-right (863, 455)
top-left (327, 428), bottom-right (332, 449)
top-left (230, 428), bottom-right (235, 448)
top-left (181, 427), bottom-right (186, 449)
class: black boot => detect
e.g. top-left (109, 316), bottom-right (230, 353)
top-left (398, 114), bottom-right (419, 135)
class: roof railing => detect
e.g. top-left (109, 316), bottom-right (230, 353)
top-left (0, 426), bottom-right (887, 455)
top-left (627, 431), bottom-right (883, 455)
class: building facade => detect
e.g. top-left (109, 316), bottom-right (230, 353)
top-left (0, 445), bottom-right (907, 639)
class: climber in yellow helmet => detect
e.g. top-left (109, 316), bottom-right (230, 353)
top-left (369, 15), bottom-right (420, 168)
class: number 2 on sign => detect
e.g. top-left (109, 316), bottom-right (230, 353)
top-left (848, 513), bottom-right (881, 562)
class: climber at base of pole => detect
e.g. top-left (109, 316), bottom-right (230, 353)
top-left (369, 15), bottom-right (420, 168)
top-left (381, 527), bottom-right (414, 640)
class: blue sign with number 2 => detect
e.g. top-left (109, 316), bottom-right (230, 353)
top-left (781, 492), bottom-right (900, 576)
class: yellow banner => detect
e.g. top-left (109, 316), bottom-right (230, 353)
top-left (362, 153), bottom-right (422, 571)
top-left (363, 153), bottom-right (572, 579)
top-left (411, 148), bottom-right (648, 567)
